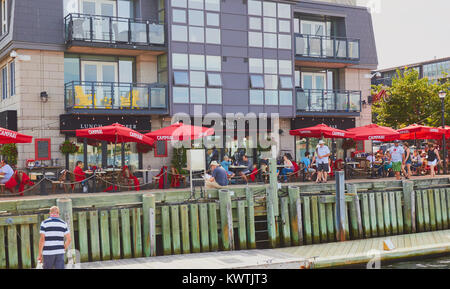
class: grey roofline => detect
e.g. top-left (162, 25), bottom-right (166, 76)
top-left (376, 56), bottom-right (450, 73)
top-left (299, 0), bottom-right (370, 11)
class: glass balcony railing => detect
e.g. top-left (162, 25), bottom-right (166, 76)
top-left (296, 89), bottom-right (361, 112)
top-left (64, 13), bottom-right (165, 46)
top-left (64, 81), bottom-right (168, 111)
top-left (295, 34), bottom-right (360, 61)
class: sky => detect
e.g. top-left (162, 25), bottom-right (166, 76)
top-left (357, 0), bottom-right (450, 70)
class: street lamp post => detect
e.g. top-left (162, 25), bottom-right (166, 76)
top-left (439, 90), bottom-right (447, 175)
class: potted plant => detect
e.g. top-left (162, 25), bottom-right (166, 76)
top-left (0, 143), bottom-right (18, 166)
top-left (60, 140), bottom-right (79, 155)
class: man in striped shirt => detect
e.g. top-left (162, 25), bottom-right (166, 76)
top-left (38, 206), bottom-right (72, 269)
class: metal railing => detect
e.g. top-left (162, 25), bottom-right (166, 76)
top-left (64, 13), bottom-right (165, 46)
top-left (295, 33), bottom-right (360, 61)
top-left (296, 88), bottom-right (361, 112)
top-left (64, 81), bottom-right (168, 111)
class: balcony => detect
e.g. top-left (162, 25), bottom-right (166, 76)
top-left (296, 89), bottom-right (361, 115)
top-left (65, 81), bottom-right (168, 115)
top-left (295, 34), bottom-right (360, 64)
top-left (64, 13), bottom-right (165, 50)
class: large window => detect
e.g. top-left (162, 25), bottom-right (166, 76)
top-left (9, 61), bottom-right (14, 96)
top-left (172, 53), bottom-right (222, 104)
top-left (1, 66), bottom-right (7, 100)
top-left (1, 0), bottom-right (7, 35)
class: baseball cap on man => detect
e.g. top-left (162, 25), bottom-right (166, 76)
top-left (210, 161), bottom-right (220, 166)
top-left (318, 140), bottom-right (325, 145)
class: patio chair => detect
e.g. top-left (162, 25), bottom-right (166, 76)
top-left (120, 90), bottom-right (140, 109)
top-left (74, 86), bottom-right (93, 108)
top-left (288, 161), bottom-right (301, 182)
top-left (170, 167), bottom-right (187, 188)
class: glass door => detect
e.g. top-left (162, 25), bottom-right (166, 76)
top-left (302, 72), bottom-right (325, 111)
top-left (82, 0), bottom-right (116, 41)
top-left (81, 61), bottom-right (118, 108)
top-left (301, 20), bottom-right (326, 57)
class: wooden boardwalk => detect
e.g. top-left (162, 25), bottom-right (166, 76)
top-left (80, 229), bottom-right (450, 269)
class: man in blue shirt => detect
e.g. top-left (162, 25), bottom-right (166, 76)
top-left (301, 152), bottom-right (315, 181)
top-left (220, 155), bottom-right (235, 178)
top-left (206, 161), bottom-right (229, 189)
top-left (0, 159), bottom-right (14, 184)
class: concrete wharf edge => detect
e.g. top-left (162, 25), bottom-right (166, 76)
top-left (79, 229), bottom-right (450, 269)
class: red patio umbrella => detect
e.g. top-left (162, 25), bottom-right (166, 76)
top-left (0, 127), bottom-right (32, 144)
top-left (289, 124), bottom-right (355, 139)
top-left (346, 124), bottom-right (400, 141)
top-left (397, 124), bottom-right (446, 140)
top-left (76, 123), bottom-right (154, 146)
top-left (146, 122), bottom-right (214, 141)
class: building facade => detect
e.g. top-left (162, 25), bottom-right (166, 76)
top-left (0, 0), bottom-right (377, 169)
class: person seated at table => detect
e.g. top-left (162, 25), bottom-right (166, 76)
top-left (73, 161), bottom-right (88, 192)
top-left (301, 152), bottom-right (316, 181)
top-left (366, 153), bottom-right (375, 168)
top-left (239, 155), bottom-right (253, 184)
top-left (382, 152), bottom-right (393, 177)
top-left (205, 161), bottom-right (228, 189)
top-left (0, 159), bottom-right (16, 193)
top-left (220, 155), bottom-right (235, 179)
top-left (373, 154), bottom-right (384, 177)
top-left (411, 150), bottom-right (422, 176)
top-left (278, 154), bottom-right (295, 183)
top-left (121, 165), bottom-right (140, 191)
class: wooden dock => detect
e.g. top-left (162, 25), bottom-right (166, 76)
top-left (79, 229), bottom-right (450, 269)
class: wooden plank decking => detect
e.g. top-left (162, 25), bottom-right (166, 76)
top-left (79, 229), bottom-right (450, 269)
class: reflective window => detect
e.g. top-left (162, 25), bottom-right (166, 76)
top-left (249, 90), bottom-right (264, 105)
top-left (172, 53), bottom-right (188, 69)
top-left (279, 20), bottom-right (290, 33)
top-left (207, 88), bottom-right (222, 104)
top-left (248, 0), bottom-right (262, 16)
top-left (279, 60), bottom-right (292, 75)
top-left (206, 56), bottom-right (221, 71)
top-left (248, 32), bottom-right (262, 47)
top-left (190, 71), bottom-right (205, 87)
top-left (173, 87), bottom-right (189, 103)
top-left (249, 58), bottom-right (263, 74)
top-left (277, 3), bottom-right (291, 19)
top-left (172, 25), bottom-right (187, 41)
top-left (189, 10), bottom-right (204, 26)
top-left (189, 26), bottom-right (204, 42)
top-left (279, 76), bottom-right (293, 89)
top-left (279, 90), bottom-right (292, 105)
top-left (173, 71), bottom-right (189, 86)
top-left (189, 54), bottom-right (205, 70)
top-left (264, 75), bottom-right (278, 90)
top-left (250, 75), bottom-right (264, 89)
top-left (172, 9), bottom-right (187, 23)
top-left (249, 17), bottom-right (261, 30)
top-left (206, 28), bottom-right (221, 44)
top-left (264, 33), bottom-right (277, 48)
top-left (172, 0), bottom-right (187, 8)
top-left (190, 87), bottom-right (206, 103)
top-left (294, 18), bottom-right (299, 34)
top-left (188, 0), bottom-right (203, 9)
top-left (206, 13), bottom-right (219, 26)
top-left (207, 73), bottom-right (222, 87)
top-left (265, 90), bottom-right (278, 105)
top-left (263, 17), bottom-right (277, 33)
top-left (278, 34), bottom-right (291, 50)
top-left (205, 0), bottom-right (220, 11)
top-left (264, 59), bottom-right (277, 74)
top-left (263, 1), bottom-right (276, 17)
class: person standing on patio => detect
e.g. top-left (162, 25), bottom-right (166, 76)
top-left (427, 143), bottom-right (441, 178)
top-left (389, 141), bottom-right (405, 180)
top-left (402, 143), bottom-right (412, 179)
top-left (316, 140), bottom-right (331, 183)
top-left (205, 161), bottom-right (228, 189)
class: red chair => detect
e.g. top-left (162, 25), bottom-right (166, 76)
top-left (154, 166), bottom-right (168, 189)
top-left (288, 161), bottom-right (301, 182)
top-left (14, 171), bottom-right (35, 194)
top-left (247, 167), bottom-right (258, 182)
top-left (4, 176), bottom-right (18, 194)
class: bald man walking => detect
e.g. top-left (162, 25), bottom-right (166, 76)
top-left (38, 206), bottom-right (71, 269)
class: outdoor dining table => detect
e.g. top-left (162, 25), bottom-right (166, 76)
top-left (135, 169), bottom-right (160, 187)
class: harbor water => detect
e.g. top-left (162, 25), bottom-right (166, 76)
top-left (384, 254), bottom-right (450, 269)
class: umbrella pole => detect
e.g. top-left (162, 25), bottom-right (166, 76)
top-left (113, 134), bottom-right (118, 192)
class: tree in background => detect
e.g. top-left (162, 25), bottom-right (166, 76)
top-left (372, 68), bottom-right (449, 129)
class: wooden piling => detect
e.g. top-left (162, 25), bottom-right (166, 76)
top-left (376, 193), bottom-right (385, 236)
top-left (361, 193), bottom-right (371, 238)
top-left (422, 190), bottom-right (430, 231)
top-left (237, 200), bottom-right (247, 249)
top-left (208, 203), bottom-right (219, 251)
top-left (382, 192), bottom-right (391, 235)
top-left (180, 204), bottom-right (191, 254)
top-left (335, 171), bottom-right (347, 241)
top-left (100, 210), bottom-right (111, 260)
top-left (402, 180), bottom-right (415, 233)
top-left (142, 194), bottom-right (156, 257)
top-left (326, 203), bottom-right (335, 242)
top-left (447, 188), bottom-right (450, 227)
top-left (434, 189), bottom-right (442, 230)
top-left (389, 192), bottom-right (398, 235)
top-left (440, 188), bottom-right (448, 229)
top-left (311, 196), bottom-right (320, 244)
top-left (0, 226), bottom-right (5, 268)
top-left (428, 190), bottom-right (437, 231)
top-left (77, 211), bottom-right (89, 262)
top-left (199, 203), bottom-right (210, 252)
top-left (170, 205), bottom-right (181, 255)
top-left (161, 205), bottom-right (172, 255)
top-left (7, 225), bottom-right (18, 269)
top-left (280, 197), bottom-right (291, 246)
top-left (269, 158), bottom-right (279, 216)
top-left (302, 196), bottom-right (312, 245)
top-left (219, 189), bottom-right (234, 250)
top-left (20, 224), bottom-right (31, 268)
top-left (288, 186), bottom-right (300, 245)
top-left (190, 204), bottom-right (201, 253)
top-left (318, 200), bottom-right (328, 243)
top-left (109, 209), bottom-right (121, 259)
top-left (415, 191), bottom-right (424, 232)
top-left (246, 187), bottom-right (256, 249)
top-left (368, 193), bottom-right (378, 237)
top-left (89, 210), bottom-right (101, 261)
top-left (120, 209), bottom-right (132, 259)
top-left (395, 191), bottom-right (404, 234)
top-left (266, 187), bottom-right (277, 248)
top-left (57, 198), bottom-right (75, 256)
top-left (296, 198), bottom-right (304, 245)
top-left (131, 208), bottom-right (142, 258)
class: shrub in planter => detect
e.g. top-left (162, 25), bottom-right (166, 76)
top-left (60, 140), bottom-right (79, 155)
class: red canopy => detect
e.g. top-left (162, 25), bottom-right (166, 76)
top-left (289, 124), bottom-right (355, 139)
top-left (0, 127), bottom-right (32, 144)
top-left (397, 124), bottom-right (446, 140)
top-left (146, 122), bottom-right (214, 141)
top-left (346, 124), bottom-right (400, 141)
top-left (445, 126), bottom-right (450, 138)
top-left (76, 123), bottom-right (154, 146)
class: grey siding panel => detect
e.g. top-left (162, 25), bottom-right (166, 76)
top-left (188, 44), bottom-right (205, 54)
top-left (222, 46), bottom-right (247, 58)
top-left (222, 74), bottom-right (249, 90)
top-left (222, 57), bottom-right (248, 73)
top-left (223, 89), bottom-right (249, 105)
top-left (221, 14), bottom-right (247, 30)
top-left (205, 45), bottom-right (222, 55)
top-left (171, 42), bottom-right (189, 53)
top-left (221, 30), bottom-right (247, 47)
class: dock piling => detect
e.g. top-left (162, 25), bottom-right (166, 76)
top-left (335, 171), bottom-right (347, 241)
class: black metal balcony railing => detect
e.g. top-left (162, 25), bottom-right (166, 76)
top-left (64, 13), bottom-right (165, 46)
top-left (296, 88), bottom-right (361, 112)
top-left (64, 81), bottom-right (168, 111)
top-left (295, 34), bottom-right (360, 61)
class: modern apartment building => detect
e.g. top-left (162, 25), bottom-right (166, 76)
top-left (0, 0), bottom-right (377, 169)
top-left (373, 57), bottom-right (450, 87)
